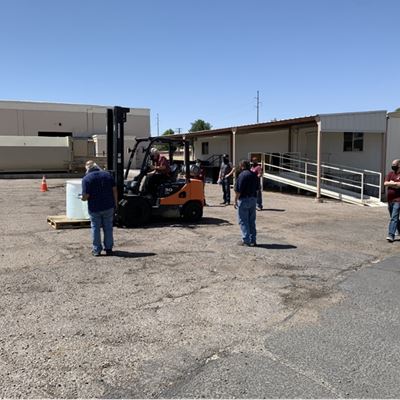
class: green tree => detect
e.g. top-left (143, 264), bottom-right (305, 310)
top-left (189, 119), bottom-right (212, 132)
top-left (156, 129), bottom-right (175, 152)
top-left (396, 108), bottom-right (400, 112)
top-left (162, 129), bottom-right (175, 136)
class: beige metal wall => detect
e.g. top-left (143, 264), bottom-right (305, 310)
top-left (0, 102), bottom-right (150, 138)
top-left (321, 131), bottom-right (383, 171)
top-left (195, 136), bottom-right (230, 161)
top-left (386, 112), bottom-right (400, 172)
top-left (236, 129), bottom-right (289, 161)
top-left (0, 136), bottom-right (72, 172)
top-left (194, 129), bottom-right (290, 165)
top-left (0, 101), bottom-right (150, 171)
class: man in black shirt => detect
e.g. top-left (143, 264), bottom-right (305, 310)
top-left (218, 154), bottom-right (234, 205)
top-left (234, 159), bottom-right (260, 246)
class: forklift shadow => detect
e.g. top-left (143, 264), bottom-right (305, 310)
top-left (144, 217), bottom-right (232, 229)
top-left (111, 251), bottom-right (156, 258)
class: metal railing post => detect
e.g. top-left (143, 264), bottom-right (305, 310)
top-left (305, 162), bottom-right (308, 185)
top-left (360, 173), bottom-right (364, 203)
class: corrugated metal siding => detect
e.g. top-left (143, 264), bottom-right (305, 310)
top-left (386, 113), bottom-right (400, 170)
top-left (0, 136), bottom-right (72, 172)
top-left (319, 111), bottom-right (387, 133)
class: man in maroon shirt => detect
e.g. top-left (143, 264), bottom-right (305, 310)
top-left (251, 157), bottom-right (263, 211)
top-left (145, 148), bottom-right (171, 197)
top-left (384, 159), bottom-right (400, 242)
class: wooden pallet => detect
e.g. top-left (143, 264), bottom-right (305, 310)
top-left (47, 215), bottom-right (90, 229)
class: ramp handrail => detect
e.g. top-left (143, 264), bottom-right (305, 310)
top-left (249, 152), bottom-right (382, 203)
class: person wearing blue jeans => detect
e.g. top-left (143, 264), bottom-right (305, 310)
top-left (89, 208), bottom-right (115, 255)
top-left (234, 159), bottom-right (260, 246)
top-left (384, 159), bottom-right (400, 242)
top-left (251, 157), bottom-right (263, 211)
top-left (218, 154), bottom-right (234, 205)
top-left (81, 160), bottom-right (118, 256)
top-left (387, 202), bottom-right (400, 240)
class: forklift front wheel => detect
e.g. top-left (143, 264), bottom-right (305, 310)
top-left (117, 197), bottom-right (151, 228)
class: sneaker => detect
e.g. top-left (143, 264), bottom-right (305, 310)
top-left (386, 236), bottom-right (395, 243)
top-left (220, 202), bottom-right (226, 205)
top-left (92, 251), bottom-right (101, 256)
top-left (105, 249), bottom-right (113, 256)
top-left (249, 242), bottom-right (257, 247)
top-left (238, 241), bottom-right (250, 246)
top-left (256, 207), bottom-right (262, 211)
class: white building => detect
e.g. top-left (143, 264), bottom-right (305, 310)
top-left (0, 100), bottom-right (150, 172)
top-left (180, 110), bottom-right (400, 205)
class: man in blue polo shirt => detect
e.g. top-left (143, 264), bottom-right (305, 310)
top-left (234, 159), bottom-right (260, 246)
top-left (81, 160), bottom-right (118, 256)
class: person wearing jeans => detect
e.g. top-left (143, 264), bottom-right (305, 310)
top-left (218, 154), bottom-right (234, 205)
top-left (237, 197), bottom-right (257, 246)
top-left (234, 159), bottom-right (260, 246)
top-left (88, 208), bottom-right (115, 255)
top-left (81, 160), bottom-right (118, 256)
top-left (384, 159), bottom-right (400, 242)
top-left (250, 157), bottom-right (263, 211)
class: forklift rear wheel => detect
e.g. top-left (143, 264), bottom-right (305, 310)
top-left (182, 201), bottom-right (203, 222)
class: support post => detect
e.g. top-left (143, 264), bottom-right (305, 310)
top-left (316, 120), bottom-right (323, 202)
top-left (232, 128), bottom-right (237, 186)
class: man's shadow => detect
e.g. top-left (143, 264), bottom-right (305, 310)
top-left (111, 250), bottom-right (156, 258)
top-left (255, 243), bottom-right (297, 250)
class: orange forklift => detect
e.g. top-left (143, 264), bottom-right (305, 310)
top-left (107, 107), bottom-right (204, 227)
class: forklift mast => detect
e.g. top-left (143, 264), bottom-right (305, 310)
top-left (106, 106), bottom-right (130, 202)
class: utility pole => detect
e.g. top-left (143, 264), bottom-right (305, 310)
top-left (175, 128), bottom-right (182, 134)
top-left (256, 90), bottom-right (260, 123)
top-left (156, 113), bottom-right (159, 136)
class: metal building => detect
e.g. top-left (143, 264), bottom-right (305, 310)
top-left (0, 100), bottom-right (150, 172)
top-left (177, 110), bottom-right (399, 206)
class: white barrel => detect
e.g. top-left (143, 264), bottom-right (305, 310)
top-left (66, 179), bottom-right (90, 220)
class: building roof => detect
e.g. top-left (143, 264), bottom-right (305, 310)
top-left (0, 100), bottom-right (150, 116)
top-left (175, 115), bottom-right (318, 138)
top-left (175, 110), bottom-right (389, 138)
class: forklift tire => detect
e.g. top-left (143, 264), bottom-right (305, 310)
top-left (182, 201), bottom-right (203, 222)
top-left (117, 197), bottom-right (151, 228)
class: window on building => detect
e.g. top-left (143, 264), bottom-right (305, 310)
top-left (201, 142), bottom-right (209, 155)
top-left (343, 132), bottom-right (363, 152)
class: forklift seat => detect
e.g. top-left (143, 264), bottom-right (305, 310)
top-left (169, 164), bottom-right (180, 181)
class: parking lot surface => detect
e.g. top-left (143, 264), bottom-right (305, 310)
top-left (0, 178), bottom-right (398, 398)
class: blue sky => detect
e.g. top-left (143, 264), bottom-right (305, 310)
top-left (1, 0), bottom-right (399, 134)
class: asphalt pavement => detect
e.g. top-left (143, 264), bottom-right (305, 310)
top-left (163, 256), bottom-right (400, 398)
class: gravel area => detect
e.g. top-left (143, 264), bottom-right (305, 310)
top-left (0, 178), bottom-right (397, 398)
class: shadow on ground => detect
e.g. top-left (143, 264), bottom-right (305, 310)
top-left (256, 243), bottom-right (297, 250)
top-left (112, 251), bottom-right (156, 258)
top-left (142, 217), bottom-right (232, 229)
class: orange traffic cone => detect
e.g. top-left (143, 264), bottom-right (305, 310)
top-left (40, 175), bottom-right (48, 192)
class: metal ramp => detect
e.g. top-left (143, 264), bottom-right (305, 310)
top-left (253, 153), bottom-right (385, 207)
